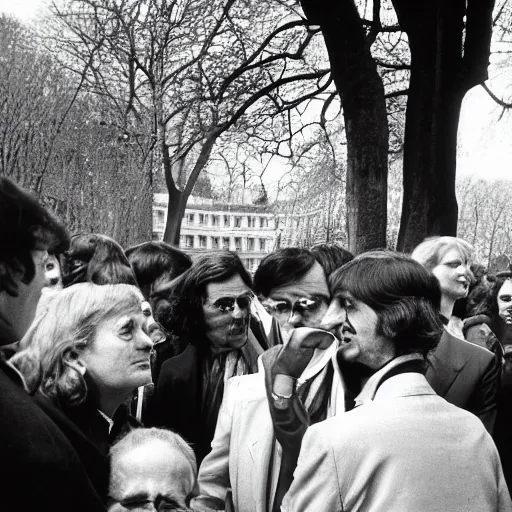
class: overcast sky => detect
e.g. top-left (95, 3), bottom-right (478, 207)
top-left (1, 0), bottom-right (511, 182)
top-left (0, 0), bottom-right (45, 20)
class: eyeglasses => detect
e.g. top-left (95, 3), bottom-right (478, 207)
top-left (113, 495), bottom-right (187, 511)
top-left (208, 292), bottom-right (253, 313)
top-left (261, 296), bottom-right (326, 319)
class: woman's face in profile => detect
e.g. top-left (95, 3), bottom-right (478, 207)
top-left (79, 304), bottom-right (154, 398)
top-left (431, 247), bottom-right (470, 301)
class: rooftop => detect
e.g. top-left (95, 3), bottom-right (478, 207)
top-left (154, 194), bottom-right (273, 214)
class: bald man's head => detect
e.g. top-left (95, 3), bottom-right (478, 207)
top-left (108, 428), bottom-right (196, 511)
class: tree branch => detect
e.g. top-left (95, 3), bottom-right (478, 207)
top-left (482, 83), bottom-right (512, 108)
top-left (385, 88), bottom-right (409, 98)
top-left (374, 58), bottom-right (410, 70)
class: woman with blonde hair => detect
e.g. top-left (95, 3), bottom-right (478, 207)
top-left (411, 236), bottom-right (473, 333)
top-left (411, 236), bottom-right (499, 434)
top-left (11, 283), bottom-right (154, 504)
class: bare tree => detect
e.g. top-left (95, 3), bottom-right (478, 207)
top-left (0, 14), bottom-right (79, 191)
top-left (48, 0), bottom-right (331, 244)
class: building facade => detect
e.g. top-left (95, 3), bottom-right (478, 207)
top-left (153, 194), bottom-right (276, 273)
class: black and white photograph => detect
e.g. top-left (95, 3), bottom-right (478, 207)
top-left (1, 0), bottom-right (512, 510)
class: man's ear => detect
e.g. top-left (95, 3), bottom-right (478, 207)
top-left (62, 348), bottom-right (86, 375)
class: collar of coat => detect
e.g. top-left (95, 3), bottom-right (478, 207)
top-left (354, 353), bottom-right (430, 408)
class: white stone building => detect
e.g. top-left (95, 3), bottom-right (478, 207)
top-left (152, 194), bottom-right (276, 273)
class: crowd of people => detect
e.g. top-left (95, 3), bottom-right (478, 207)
top-left (1, 175), bottom-right (512, 511)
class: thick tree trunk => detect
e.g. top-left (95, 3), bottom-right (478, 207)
top-left (300, 0), bottom-right (389, 254)
top-left (393, 0), bottom-right (495, 252)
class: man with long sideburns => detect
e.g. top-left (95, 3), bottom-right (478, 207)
top-left (281, 252), bottom-right (511, 511)
top-left (192, 248), bottom-right (338, 511)
top-left (148, 252), bottom-right (274, 464)
top-left (0, 177), bottom-right (106, 511)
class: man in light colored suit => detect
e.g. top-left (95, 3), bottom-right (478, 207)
top-left (191, 248), bottom-right (337, 512)
top-left (282, 252), bottom-right (511, 512)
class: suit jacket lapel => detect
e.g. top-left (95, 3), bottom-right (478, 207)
top-left (426, 329), bottom-right (467, 397)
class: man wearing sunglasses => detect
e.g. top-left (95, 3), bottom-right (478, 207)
top-left (193, 247), bottom-right (353, 512)
top-left (254, 248), bottom-right (342, 342)
top-left (149, 252), bottom-right (273, 465)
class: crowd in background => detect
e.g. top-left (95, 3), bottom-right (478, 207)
top-left (2, 176), bottom-right (512, 511)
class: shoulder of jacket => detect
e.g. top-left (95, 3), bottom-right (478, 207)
top-left (443, 330), bottom-right (494, 361)
top-left (225, 372), bottom-right (265, 400)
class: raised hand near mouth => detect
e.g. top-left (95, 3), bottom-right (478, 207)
top-left (271, 327), bottom-right (335, 380)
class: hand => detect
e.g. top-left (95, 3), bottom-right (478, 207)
top-left (271, 327), bottom-right (335, 379)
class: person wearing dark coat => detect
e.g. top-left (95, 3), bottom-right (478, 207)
top-left (0, 177), bottom-right (106, 511)
top-left (149, 252), bottom-right (273, 463)
top-left (125, 241), bottom-right (192, 385)
top-left (412, 236), bottom-right (500, 433)
top-left (35, 395), bottom-right (139, 501)
top-left (11, 282), bottom-right (154, 503)
top-left (426, 327), bottom-right (499, 433)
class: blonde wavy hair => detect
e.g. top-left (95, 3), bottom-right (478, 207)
top-left (410, 236), bottom-right (474, 271)
top-left (11, 283), bottom-right (144, 408)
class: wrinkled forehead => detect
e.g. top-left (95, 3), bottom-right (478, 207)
top-left (268, 262), bottom-right (330, 300)
top-left (205, 273), bottom-right (250, 301)
top-left (112, 442), bottom-right (194, 499)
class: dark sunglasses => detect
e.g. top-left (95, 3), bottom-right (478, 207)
top-left (210, 292), bottom-right (253, 313)
top-left (262, 296), bottom-right (325, 316)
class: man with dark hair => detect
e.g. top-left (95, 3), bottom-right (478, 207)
top-left (125, 241), bottom-right (192, 300)
top-left (254, 248), bottom-right (331, 342)
top-left (193, 249), bottom-right (336, 512)
top-left (310, 242), bottom-right (354, 277)
top-left (125, 241), bottom-right (192, 385)
top-left (148, 251), bottom-right (272, 463)
top-left (280, 252), bottom-right (511, 511)
top-left (0, 177), bottom-right (106, 511)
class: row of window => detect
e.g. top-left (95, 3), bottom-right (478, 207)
top-left (180, 235), bottom-right (267, 251)
top-left (185, 213), bottom-right (270, 228)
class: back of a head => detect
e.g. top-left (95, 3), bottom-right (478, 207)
top-left (125, 241), bottom-right (192, 299)
top-left (0, 177), bottom-right (69, 297)
top-left (410, 236), bottom-right (473, 271)
top-left (254, 247), bottom-right (316, 297)
top-left (331, 250), bottom-right (443, 357)
top-left (310, 242), bottom-right (354, 277)
top-left (62, 233), bottom-right (137, 287)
